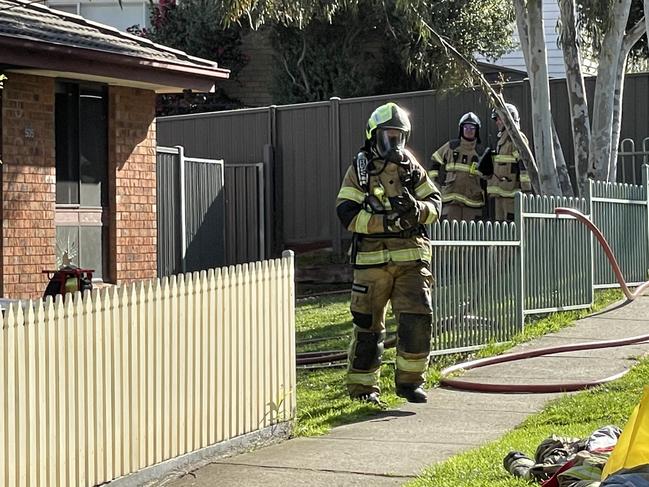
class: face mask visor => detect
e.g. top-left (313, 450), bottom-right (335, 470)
top-left (376, 128), bottom-right (406, 158)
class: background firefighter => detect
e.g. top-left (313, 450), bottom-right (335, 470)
top-left (429, 112), bottom-right (487, 221)
top-left (335, 102), bottom-right (442, 405)
top-left (486, 103), bottom-right (533, 221)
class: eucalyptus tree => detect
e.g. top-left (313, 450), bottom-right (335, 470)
top-left (557, 0), bottom-right (646, 192)
top-left (498, 0), bottom-right (647, 195)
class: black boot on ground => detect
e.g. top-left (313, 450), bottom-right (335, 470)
top-left (395, 384), bottom-right (428, 403)
top-left (351, 391), bottom-right (382, 406)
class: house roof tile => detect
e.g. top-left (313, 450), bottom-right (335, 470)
top-left (0, 0), bottom-right (223, 72)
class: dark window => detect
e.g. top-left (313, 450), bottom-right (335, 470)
top-left (55, 82), bottom-right (109, 280)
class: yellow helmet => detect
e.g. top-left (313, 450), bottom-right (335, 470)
top-left (365, 102), bottom-right (411, 159)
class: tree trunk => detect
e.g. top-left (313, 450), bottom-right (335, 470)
top-left (513, 0), bottom-right (562, 195)
top-left (609, 19), bottom-right (646, 182)
top-left (588, 0), bottom-right (632, 181)
top-left (646, 1), bottom-right (649, 50)
top-left (552, 121), bottom-right (574, 196)
top-left (558, 0), bottom-right (591, 196)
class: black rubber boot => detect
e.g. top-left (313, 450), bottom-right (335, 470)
top-left (503, 451), bottom-right (535, 480)
top-left (351, 391), bottom-right (382, 406)
top-left (396, 384), bottom-right (428, 403)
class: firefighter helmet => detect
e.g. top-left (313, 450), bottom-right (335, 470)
top-left (491, 103), bottom-right (520, 125)
top-left (458, 111), bottom-right (481, 142)
top-left (365, 102), bottom-right (411, 158)
top-left (459, 111), bottom-right (481, 129)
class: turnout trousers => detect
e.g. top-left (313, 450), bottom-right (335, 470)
top-left (442, 202), bottom-right (483, 222)
top-left (346, 261), bottom-right (434, 396)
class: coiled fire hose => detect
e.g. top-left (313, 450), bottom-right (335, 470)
top-left (439, 207), bottom-right (649, 393)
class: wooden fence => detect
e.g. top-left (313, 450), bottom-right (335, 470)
top-left (0, 252), bottom-right (296, 487)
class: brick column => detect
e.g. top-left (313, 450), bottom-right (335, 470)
top-left (108, 86), bottom-right (157, 283)
top-left (1, 74), bottom-right (56, 299)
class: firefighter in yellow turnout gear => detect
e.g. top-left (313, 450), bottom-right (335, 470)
top-left (429, 112), bottom-right (486, 221)
top-left (335, 102), bottom-right (442, 405)
top-left (487, 103), bottom-right (532, 221)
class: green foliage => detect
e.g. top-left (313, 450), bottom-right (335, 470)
top-left (268, 3), bottom-right (424, 104)
top-left (148, 0), bottom-right (248, 76)
top-left (575, 0), bottom-right (647, 59)
top-left (128, 0), bottom-right (249, 115)
top-left (155, 89), bottom-right (244, 116)
top-left (268, 0), bottom-right (516, 103)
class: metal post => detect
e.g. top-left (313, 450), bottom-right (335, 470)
top-left (257, 162), bottom-right (266, 260)
top-left (642, 165), bottom-right (649, 278)
top-left (514, 192), bottom-right (524, 330)
top-left (586, 179), bottom-right (594, 305)
top-left (177, 145), bottom-right (187, 273)
top-left (330, 97), bottom-right (343, 258)
top-left (268, 105), bottom-right (283, 257)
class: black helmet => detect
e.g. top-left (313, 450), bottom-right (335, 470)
top-left (458, 111), bottom-right (481, 142)
top-left (365, 102), bottom-right (411, 160)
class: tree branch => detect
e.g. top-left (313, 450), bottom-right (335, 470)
top-left (297, 34), bottom-right (310, 95)
top-left (622, 17), bottom-right (646, 55)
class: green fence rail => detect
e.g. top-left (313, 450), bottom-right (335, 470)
top-left (522, 194), bottom-right (592, 314)
top-left (430, 220), bottom-right (521, 354)
top-left (430, 167), bottom-right (649, 355)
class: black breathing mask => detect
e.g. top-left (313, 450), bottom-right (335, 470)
top-left (376, 128), bottom-right (407, 164)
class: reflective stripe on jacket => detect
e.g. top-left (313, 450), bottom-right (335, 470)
top-left (430, 138), bottom-right (484, 208)
top-left (487, 131), bottom-right (532, 198)
top-left (336, 149), bottom-right (442, 267)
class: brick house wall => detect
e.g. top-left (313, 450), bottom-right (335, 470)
top-left (0, 73), bottom-right (157, 299)
top-left (108, 87), bottom-right (157, 284)
top-left (1, 74), bottom-right (56, 298)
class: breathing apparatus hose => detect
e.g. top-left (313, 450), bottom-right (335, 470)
top-left (439, 207), bottom-right (649, 393)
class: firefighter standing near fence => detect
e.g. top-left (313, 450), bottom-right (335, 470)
top-left (486, 103), bottom-right (532, 221)
top-left (429, 112), bottom-right (486, 221)
top-left (335, 102), bottom-right (442, 405)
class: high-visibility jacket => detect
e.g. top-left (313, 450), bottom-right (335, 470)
top-left (487, 131), bottom-right (532, 198)
top-left (336, 149), bottom-right (442, 267)
top-left (429, 137), bottom-right (484, 208)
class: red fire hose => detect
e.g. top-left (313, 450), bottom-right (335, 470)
top-left (439, 207), bottom-right (649, 393)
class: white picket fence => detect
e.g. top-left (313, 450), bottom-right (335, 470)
top-left (0, 252), bottom-right (296, 487)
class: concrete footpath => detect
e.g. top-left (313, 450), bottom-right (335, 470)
top-left (159, 297), bottom-right (649, 487)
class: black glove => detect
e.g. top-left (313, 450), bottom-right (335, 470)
top-left (384, 211), bottom-right (417, 233)
top-left (478, 147), bottom-right (494, 178)
top-left (363, 194), bottom-right (384, 213)
top-left (389, 188), bottom-right (421, 218)
top-left (385, 188), bottom-right (422, 232)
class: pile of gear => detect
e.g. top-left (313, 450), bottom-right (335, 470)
top-left (503, 426), bottom-right (649, 486)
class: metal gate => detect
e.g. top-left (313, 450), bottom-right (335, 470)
top-left (157, 146), bottom-right (226, 276)
top-left (157, 146), bottom-right (266, 275)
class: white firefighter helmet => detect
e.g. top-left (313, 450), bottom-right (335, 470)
top-left (458, 111), bottom-right (481, 142)
top-left (491, 103), bottom-right (520, 125)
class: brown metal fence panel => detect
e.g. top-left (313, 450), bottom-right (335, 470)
top-left (184, 157), bottom-right (226, 272)
top-left (275, 102), bottom-right (333, 245)
top-left (157, 73), bottom-right (649, 251)
top-left (157, 108), bottom-right (270, 163)
top-left (224, 164), bottom-right (265, 264)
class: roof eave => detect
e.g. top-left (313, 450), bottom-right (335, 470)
top-left (0, 35), bottom-right (230, 92)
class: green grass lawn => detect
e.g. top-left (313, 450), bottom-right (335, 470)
top-left (408, 357), bottom-right (649, 487)
top-left (294, 289), bottom-right (623, 437)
